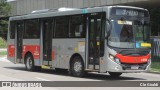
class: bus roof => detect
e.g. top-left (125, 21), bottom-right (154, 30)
top-left (108, 5), bottom-right (147, 10)
top-left (9, 5), bottom-right (147, 21)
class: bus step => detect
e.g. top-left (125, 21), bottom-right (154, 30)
top-left (85, 69), bottom-right (99, 72)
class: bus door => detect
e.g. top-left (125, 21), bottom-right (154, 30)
top-left (87, 13), bottom-right (103, 70)
top-left (42, 19), bottom-right (53, 66)
top-left (15, 22), bottom-right (23, 63)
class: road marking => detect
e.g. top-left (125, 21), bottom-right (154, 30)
top-left (35, 77), bottom-right (51, 81)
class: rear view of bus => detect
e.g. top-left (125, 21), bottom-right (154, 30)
top-left (106, 6), bottom-right (151, 76)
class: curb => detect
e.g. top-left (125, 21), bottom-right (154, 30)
top-left (147, 71), bottom-right (160, 74)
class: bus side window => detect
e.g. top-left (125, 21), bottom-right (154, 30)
top-left (55, 16), bottom-right (69, 38)
top-left (24, 19), bottom-right (40, 39)
top-left (70, 15), bottom-right (86, 38)
top-left (10, 21), bottom-right (15, 39)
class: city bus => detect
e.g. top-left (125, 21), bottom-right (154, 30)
top-left (7, 6), bottom-right (151, 77)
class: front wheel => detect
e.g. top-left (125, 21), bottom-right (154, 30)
top-left (71, 56), bottom-right (85, 77)
top-left (109, 72), bottom-right (122, 77)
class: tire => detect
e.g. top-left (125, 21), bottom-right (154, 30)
top-left (25, 54), bottom-right (41, 71)
top-left (109, 72), bottom-right (122, 77)
top-left (71, 56), bottom-right (84, 77)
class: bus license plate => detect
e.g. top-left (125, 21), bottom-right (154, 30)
top-left (131, 65), bottom-right (139, 70)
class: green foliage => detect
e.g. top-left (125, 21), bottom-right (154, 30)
top-left (0, 51), bottom-right (7, 56)
top-left (0, 0), bottom-right (11, 17)
top-left (152, 56), bottom-right (160, 62)
top-left (0, 37), bottom-right (7, 48)
top-left (151, 62), bottom-right (160, 72)
top-left (150, 8), bottom-right (160, 36)
top-left (0, 20), bottom-right (8, 40)
top-left (0, 0), bottom-right (11, 40)
top-left (151, 56), bottom-right (160, 72)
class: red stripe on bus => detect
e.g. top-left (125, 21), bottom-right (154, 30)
top-left (22, 45), bottom-right (40, 59)
top-left (116, 54), bottom-right (150, 64)
top-left (52, 50), bottom-right (55, 60)
top-left (8, 45), bottom-right (15, 57)
top-left (8, 44), bottom-right (55, 60)
top-left (23, 45), bottom-right (55, 60)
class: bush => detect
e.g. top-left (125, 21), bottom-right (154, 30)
top-left (0, 37), bottom-right (7, 48)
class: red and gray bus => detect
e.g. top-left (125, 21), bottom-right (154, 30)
top-left (7, 6), bottom-right (151, 77)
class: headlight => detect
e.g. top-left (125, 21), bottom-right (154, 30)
top-left (115, 58), bottom-right (121, 64)
top-left (109, 54), bottom-right (121, 64)
top-left (109, 54), bottom-right (114, 60)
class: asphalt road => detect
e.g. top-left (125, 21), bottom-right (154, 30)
top-left (0, 57), bottom-right (159, 90)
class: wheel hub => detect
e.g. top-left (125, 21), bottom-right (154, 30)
top-left (74, 61), bottom-right (82, 72)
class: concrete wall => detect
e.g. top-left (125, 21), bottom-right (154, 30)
top-left (9, 0), bottom-right (152, 16)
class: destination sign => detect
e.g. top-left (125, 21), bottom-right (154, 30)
top-left (116, 9), bottom-right (139, 16)
top-left (111, 8), bottom-right (148, 17)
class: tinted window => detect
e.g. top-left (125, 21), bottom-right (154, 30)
top-left (24, 19), bottom-right (40, 39)
top-left (70, 15), bottom-right (86, 38)
top-left (10, 21), bottom-right (15, 39)
top-left (55, 17), bottom-right (69, 38)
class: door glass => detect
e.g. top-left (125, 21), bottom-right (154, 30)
top-left (95, 19), bottom-right (101, 64)
top-left (88, 17), bottom-right (102, 66)
top-left (43, 20), bottom-right (52, 62)
top-left (16, 22), bottom-right (23, 61)
top-left (89, 19), bottom-right (95, 64)
top-left (88, 13), bottom-right (105, 70)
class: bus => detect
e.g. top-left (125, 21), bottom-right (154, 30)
top-left (7, 6), bottom-right (151, 77)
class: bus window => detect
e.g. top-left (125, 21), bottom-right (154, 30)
top-left (70, 15), bottom-right (86, 38)
top-left (10, 21), bottom-right (15, 39)
top-left (24, 19), bottom-right (40, 39)
top-left (55, 17), bottom-right (69, 38)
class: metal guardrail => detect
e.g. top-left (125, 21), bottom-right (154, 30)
top-left (151, 37), bottom-right (160, 62)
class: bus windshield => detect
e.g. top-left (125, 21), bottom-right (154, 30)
top-left (108, 19), bottom-right (150, 48)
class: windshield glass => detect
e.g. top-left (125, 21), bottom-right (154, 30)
top-left (108, 19), bottom-right (150, 48)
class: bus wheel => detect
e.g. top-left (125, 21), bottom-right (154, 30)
top-left (71, 56), bottom-right (84, 77)
top-left (109, 72), bottom-right (122, 77)
top-left (25, 54), bottom-right (41, 71)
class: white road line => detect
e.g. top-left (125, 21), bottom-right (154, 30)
top-left (35, 77), bottom-right (51, 81)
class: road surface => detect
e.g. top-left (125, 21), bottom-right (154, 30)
top-left (0, 56), bottom-right (159, 90)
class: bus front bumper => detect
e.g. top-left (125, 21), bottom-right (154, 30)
top-left (106, 58), bottom-right (151, 73)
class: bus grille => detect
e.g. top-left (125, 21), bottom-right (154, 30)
top-left (121, 63), bottom-right (148, 70)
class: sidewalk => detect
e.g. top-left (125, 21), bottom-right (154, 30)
top-left (0, 48), bottom-right (7, 51)
top-left (0, 55), bottom-right (10, 62)
top-left (147, 70), bottom-right (160, 74)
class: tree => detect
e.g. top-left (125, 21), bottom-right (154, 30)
top-left (0, 0), bottom-right (11, 40)
top-left (150, 8), bottom-right (160, 36)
